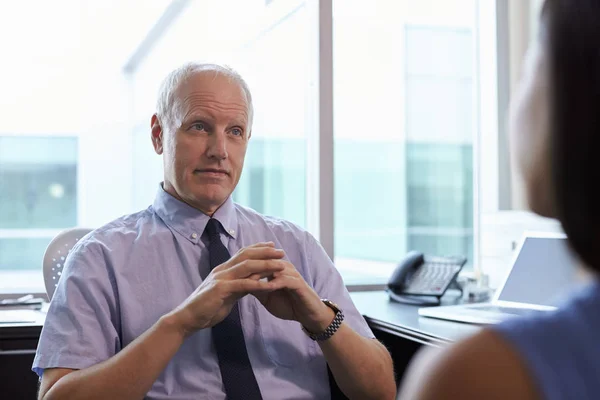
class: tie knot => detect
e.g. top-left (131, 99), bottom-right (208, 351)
top-left (204, 218), bottom-right (221, 239)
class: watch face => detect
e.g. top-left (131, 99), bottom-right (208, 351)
top-left (322, 299), bottom-right (340, 312)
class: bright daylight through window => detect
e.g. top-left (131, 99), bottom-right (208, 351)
top-left (333, 0), bottom-right (477, 284)
top-left (0, 0), bottom-right (480, 293)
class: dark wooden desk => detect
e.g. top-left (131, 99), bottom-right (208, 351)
top-left (349, 291), bottom-right (481, 384)
top-left (0, 311), bottom-right (45, 400)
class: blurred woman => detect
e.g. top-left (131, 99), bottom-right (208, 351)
top-left (398, 0), bottom-right (600, 399)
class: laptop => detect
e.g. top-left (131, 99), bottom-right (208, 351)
top-left (418, 231), bottom-right (584, 324)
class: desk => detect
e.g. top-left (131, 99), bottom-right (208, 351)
top-left (0, 311), bottom-right (45, 399)
top-left (0, 292), bottom-right (480, 398)
top-left (350, 291), bottom-right (480, 344)
top-left (349, 291), bottom-right (481, 384)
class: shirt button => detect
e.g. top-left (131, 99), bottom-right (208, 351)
top-left (191, 233), bottom-right (198, 239)
top-left (229, 229), bottom-right (235, 235)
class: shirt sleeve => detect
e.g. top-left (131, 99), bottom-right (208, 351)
top-left (305, 232), bottom-right (375, 339)
top-left (32, 237), bottom-right (121, 377)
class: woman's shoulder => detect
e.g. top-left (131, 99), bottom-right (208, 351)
top-left (398, 281), bottom-right (600, 399)
top-left (489, 280), bottom-right (600, 399)
top-left (397, 328), bottom-right (539, 399)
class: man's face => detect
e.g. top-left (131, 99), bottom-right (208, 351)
top-left (152, 71), bottom-right (251, 215)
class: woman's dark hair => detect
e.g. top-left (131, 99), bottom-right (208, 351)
top-left (542, 0), bottom-right (600, 272)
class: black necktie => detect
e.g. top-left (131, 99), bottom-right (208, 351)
top-left (205, 218), bottom-right (263, 400)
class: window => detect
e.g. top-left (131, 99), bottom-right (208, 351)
top-left (333, 0), bottom-right (478, 284)
top-left (1, 0), bottom-right (505, 294)
top-left (0, 136), bottom-right (77, 290)
top-left (0, 0), bottom-right (167, 293)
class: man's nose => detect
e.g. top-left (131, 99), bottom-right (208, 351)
top-left (206, 130), bottom-right (228, 160)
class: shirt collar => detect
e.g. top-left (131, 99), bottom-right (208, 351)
top-left (152, 183), bottom-right (238, 244)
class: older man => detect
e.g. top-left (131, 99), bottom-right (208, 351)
top-left (33, 63), bottom-right (395, 399)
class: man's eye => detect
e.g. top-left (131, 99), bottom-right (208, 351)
top-left (231, 128), bottom-right (243, 136)
top-left (191, 122), bottom-right (206, 131)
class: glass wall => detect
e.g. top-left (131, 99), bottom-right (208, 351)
top-left (0, 136), bottom-right (77, 271)
top-left (0, 0), bottom-right (144, 292)
top-left (0, 0), bottom-right (489, 293)
top-left (333, 0), bottom-right (476, 283)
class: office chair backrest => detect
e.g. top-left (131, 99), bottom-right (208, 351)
top-left (43, 227), bottom-right (92, 301)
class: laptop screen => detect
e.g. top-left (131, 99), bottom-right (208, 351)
top-left (497, 235), bottom-right (582, 306)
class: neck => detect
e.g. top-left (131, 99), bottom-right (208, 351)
top-left (162, 181), bottom-right (221, 216)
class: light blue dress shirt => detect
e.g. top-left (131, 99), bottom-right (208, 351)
top-left (33, 185), bottom-right (375, 399)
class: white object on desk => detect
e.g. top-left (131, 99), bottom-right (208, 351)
top-left (0, 309), bottom-right (41, 324)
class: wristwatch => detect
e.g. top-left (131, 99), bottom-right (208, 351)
top-left (302, 299), bottom-right (345, 341)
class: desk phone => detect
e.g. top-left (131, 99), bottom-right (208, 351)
top-left (387, 251), bottom-right (467, 304)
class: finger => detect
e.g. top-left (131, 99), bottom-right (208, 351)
top-left (233, 246), bottom-right (285, 263)
top-left (213, 246), bottom-right (284, 272)
top-left (265, 274), bottom-right (304, 291)
top-left (249, 273), bottom-right (274, 283)
top-left (226, 259), bottom-right (286, 280)
top-left (245, 241), bottom-right (275, 248)
top-left (226, 278), bottom-right (279, 294)
top-left (267, 263), bottom-right (302, 282)
top-left (273, 261), bottom-right (301, 276)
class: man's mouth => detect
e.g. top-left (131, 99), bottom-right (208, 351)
top-left (194, 168), bottom-right (229, 176)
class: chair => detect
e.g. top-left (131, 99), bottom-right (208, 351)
top-left (42, 227), bottom-right (92, 301)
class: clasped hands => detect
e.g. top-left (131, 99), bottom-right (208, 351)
top-left (170, 242), bottom-right (335, 338)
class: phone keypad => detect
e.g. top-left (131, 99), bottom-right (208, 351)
top-left (405, 262), bottom-right (462, 295)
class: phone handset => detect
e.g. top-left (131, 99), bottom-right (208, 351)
top-left (387, 251), bottom-right (466, 305)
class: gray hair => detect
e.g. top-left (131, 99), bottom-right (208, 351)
top-left (155, 62), bottom-right (254, 132)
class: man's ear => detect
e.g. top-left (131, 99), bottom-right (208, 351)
top-left (151, 114), bottom-right (164, 155)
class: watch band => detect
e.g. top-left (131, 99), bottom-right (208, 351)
top-left (302, 299), bottom-right (345, 341)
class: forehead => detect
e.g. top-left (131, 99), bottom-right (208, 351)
top-left (174, 71), bottom-right (250, 122)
